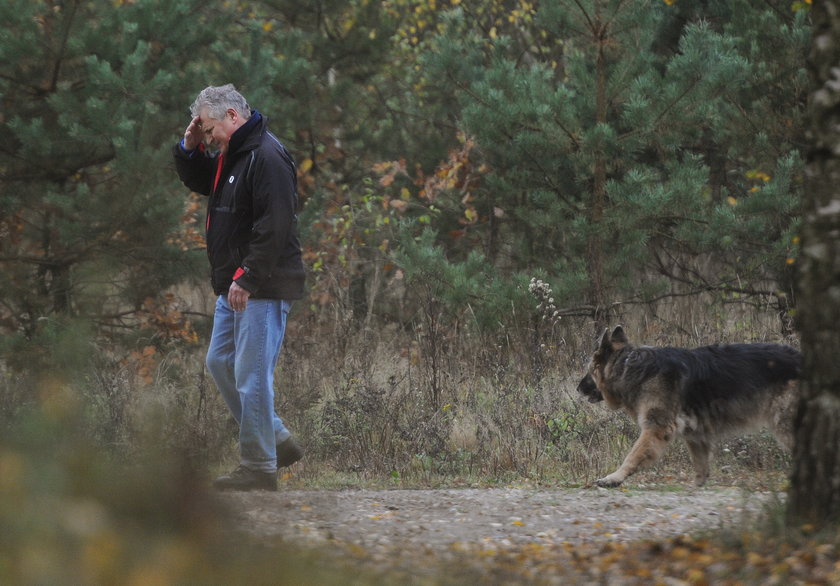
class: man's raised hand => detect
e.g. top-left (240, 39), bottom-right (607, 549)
top-left (182, 115), bottom-right (202, 151)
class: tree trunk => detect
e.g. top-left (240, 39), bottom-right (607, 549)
top-left (787, 0), bottom-right (840, 527)
top-left (588, 2), bottom-right (608, 333)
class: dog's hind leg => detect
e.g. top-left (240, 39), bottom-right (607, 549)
top-left (685, 438), bottom-right (712, 487)
top-left (596, 424), bottom-right (673, 488)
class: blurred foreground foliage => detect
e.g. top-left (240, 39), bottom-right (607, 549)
top-left (445, 530), bottom-right (840, 584)
top-left (0, 377), bottom-right (372, 585)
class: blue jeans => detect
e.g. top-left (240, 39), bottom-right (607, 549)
top-left (206, 295), bottom-right (293, 472)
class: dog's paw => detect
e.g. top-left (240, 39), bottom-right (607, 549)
top-left (595, 475), bottom-right (624, 488)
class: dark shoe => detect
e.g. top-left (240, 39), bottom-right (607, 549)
top-left (277, 437), bottom-right (304, 467)
top-left (213, 465), bottom-right (277, 491)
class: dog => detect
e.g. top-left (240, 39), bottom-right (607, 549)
top-left (577, 326), bottom-right (801, 487)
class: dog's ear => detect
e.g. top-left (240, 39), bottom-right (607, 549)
top-left (598, 328), bottom-right (612, 354)
top-left (610, 325), bottom-right (628, 349)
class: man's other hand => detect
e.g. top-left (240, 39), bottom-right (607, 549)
top-left (228, 281), bottom-right (251, 312)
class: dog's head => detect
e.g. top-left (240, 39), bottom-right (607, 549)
top-left (577, 325), bottom-right (629, 405)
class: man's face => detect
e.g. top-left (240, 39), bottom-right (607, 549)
top-left (198, 108), bottom-right (239, 154)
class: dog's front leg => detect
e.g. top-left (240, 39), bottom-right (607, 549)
top-left (596, 424), bottom-right (673, 488)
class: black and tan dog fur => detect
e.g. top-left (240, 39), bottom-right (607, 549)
top-left (578, 326), bottom-right (801, 488)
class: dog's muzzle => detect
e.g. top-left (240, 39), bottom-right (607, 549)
top-left (577, 374), bottom-right (604, 403)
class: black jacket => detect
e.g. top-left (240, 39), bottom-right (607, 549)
top-left (173, 112), bottom-right (305, 299)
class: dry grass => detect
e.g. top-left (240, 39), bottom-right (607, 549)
top-left (1, 293), bottom-right (793, 490)
top-left (231, 295), bottom-right (792, 488)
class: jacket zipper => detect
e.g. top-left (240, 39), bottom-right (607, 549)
top-left (207, 153), bottom-right (226, 231)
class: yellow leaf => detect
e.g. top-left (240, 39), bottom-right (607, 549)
top-left (727, 196), bottom-right (738, 206)
top-left (299, 158), bottom-right (314, 174)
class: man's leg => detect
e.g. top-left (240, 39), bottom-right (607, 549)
top-left (207, 296), bottom-right (275, 490)
top-left (265, 300), bottom-right (304, 467)
top-left (207, 297), bottom-right (299, 489)
top-left (233, 298), bottom-right (292, 472)
top-left (267, 300), bottom-right (294, 447)
top-left (206, 296), bottom-right (240, 419)
top-left (206, 296), bottom-right (292, 441)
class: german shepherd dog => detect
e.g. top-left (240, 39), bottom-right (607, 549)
top-left (577, 326), bottom-right (801, 487)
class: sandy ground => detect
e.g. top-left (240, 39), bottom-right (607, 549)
top-left (217, 485), bottom-right (779, 554)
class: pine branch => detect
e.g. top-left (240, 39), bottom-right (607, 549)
top-left (651, 248), bottom-right (779, 299)
top-left (49, 0), bottom-right (81, 92)
top-left (571, 0), bottom-right (596, 35)
top-left (619, 76), bottom-right (701, 143)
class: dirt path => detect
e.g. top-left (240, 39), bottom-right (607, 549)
top-left (217, 485), bottom-right (779, 554)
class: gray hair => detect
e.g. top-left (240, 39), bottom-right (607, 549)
top-left (190, 84), bottom-right (251, 120)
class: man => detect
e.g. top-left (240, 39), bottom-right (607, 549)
top-left (173, 84), bottom-right (305, 491)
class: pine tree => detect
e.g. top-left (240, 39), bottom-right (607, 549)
top-left (0, 0), bottom-right (233, 367)
top-left (394, 0), bottom-right (808, 329)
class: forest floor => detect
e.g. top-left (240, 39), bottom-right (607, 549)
top-left (214, 478), bottom-right (840, 584)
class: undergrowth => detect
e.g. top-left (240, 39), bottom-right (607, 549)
top-left (1, 297), bottom-right (795, 490)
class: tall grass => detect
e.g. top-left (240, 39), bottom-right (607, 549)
top-left (1, 291), bottom-right (792, 489)
top-left (275, 292), bottom-right (792, 487)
